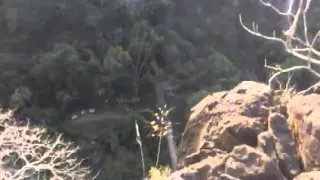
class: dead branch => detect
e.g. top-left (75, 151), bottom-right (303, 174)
top-left (0, 110), bottom-right (91, 180)
top-left (239, 0), bottom-right (320, 87)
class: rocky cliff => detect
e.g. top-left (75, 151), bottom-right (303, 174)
top-left (170, 81), bottom-right (320, 180)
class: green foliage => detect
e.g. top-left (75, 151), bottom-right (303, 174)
top-left (104, 46), bottom-right (131, 71)
top-left (99, 147), bottom-right (152, 180)
top-left (10, 86), bottom-right (32, 108)
top-left (210, 52), bottom-right (241, 89)
top-left (0, 0), bottom-right (244, 115)
top-left (279, 55), bottom-right (306, 69)
top-left (0, 54), bottom-right (32, 107)
top-left (185, 53), bottom-right (240, 106)
top-left (22, 107), bottom-right (60, 124)
top-left (186, 90), bottom-right (211, 107)
top-left (94, 122), bottom-right (153, 180)
top-left (29, 43), bottom-right (99, 111)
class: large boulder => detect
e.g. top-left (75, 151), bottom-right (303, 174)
top-left (177, 81), bottom-right (273, 167)
top-left (172, 81), bottom-right (320, 180)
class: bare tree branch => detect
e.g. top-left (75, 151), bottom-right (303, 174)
top-left (239, 0), bottom-right (320, 88)
top-left (0, 110), bottom-right (92, 180)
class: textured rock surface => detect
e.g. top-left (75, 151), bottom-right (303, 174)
top-left (176, 91), bottom-right (228, 164)
top-left (177, 81), bottom-right (272, 167)
top-left (172, 81), bottom-right (320, 180)
top-left (268, 113), bottom-right (301, 178)
top-left (224, 145), bottom-right (286, 180)
top-left (288, 94), bottom-right (320, 172)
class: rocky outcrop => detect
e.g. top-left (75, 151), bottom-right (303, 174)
top-left (171, 81), bottom-right (320, 180)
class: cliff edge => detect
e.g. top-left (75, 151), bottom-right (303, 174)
top-left (170, 81), bottom-right (320, 180)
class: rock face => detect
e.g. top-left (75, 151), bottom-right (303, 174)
top-left (172, 81), bottom-right (320, 180)
top-left (288, 94), bottom-right (320, 172)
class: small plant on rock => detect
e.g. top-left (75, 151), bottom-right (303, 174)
top-left (135, 105), bottom-right (174, 180)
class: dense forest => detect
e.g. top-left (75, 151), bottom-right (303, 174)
top-left (0, 0), bottom-right (319, 179)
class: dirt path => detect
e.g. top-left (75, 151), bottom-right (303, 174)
top-left (59, 108), bottom-right (153, 139)
top-left (66, 108), bottom-right (153, 125)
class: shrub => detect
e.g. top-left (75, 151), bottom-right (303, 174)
top-left (0, 110), bottom-right (90, 180)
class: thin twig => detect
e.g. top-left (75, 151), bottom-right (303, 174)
top-left (239, 0), bottom-right (320, 88)
top-left (135, 120), bottom-right (146, 178)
